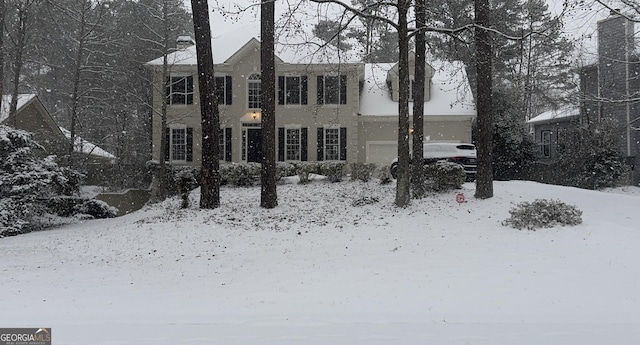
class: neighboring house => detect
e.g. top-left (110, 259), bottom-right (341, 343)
top-left (1, 94), bottom-right (116, 164)
top-left (145, 26), bottom-right (476, 168)
top-left (527, 106), bottom-right (580, 162)
top-left (578, 13), bottom-right (640, 184)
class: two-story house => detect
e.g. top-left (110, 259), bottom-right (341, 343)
top-left (145, 25), bottom-right (476, 168)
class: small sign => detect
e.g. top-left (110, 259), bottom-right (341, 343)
top-left (455, 193), bottom-right (465, 204)
top-left (0, 328), bottom-right (51, 345)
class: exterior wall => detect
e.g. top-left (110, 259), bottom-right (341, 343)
top-left (357, 116), bottom-right (473, 165)
top-left (531, 118), bottom-right (578, 162)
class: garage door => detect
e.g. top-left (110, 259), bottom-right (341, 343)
top-left (366, 141), bottom-right (397, 165)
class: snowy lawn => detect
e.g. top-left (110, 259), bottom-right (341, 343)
top-left (1, 179), bottom-right (640, 344)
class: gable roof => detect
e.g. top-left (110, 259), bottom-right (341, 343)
top-left (528, 106), bottom-right (580, 124)
top-left (59, 127), bottom-right (116, 160)
top-left (145, 24), bottom-right (360, 66)
top-left (359, 61), bottom-right (476, 117)
top-left (1, 94), bottom-right (38, 123)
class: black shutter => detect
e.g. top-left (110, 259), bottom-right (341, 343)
top-left (301, 127), bottom-right (308, 161)
top-left (317, 127), bottom-right (324, 161)
top-left (278, 127), bottom-right (285, 161)
top-left (186, 127), bottom-right (193, 162)
top-left (317, 76), bottom-right (324, 105)
top-left (187, 76), bottom-right (194, 104)
top-left (225, 127), bottom-right (232, 161)
top-left (278, 76), bottom-right (285, 105)
top-left (226, 76), bottom-right (233, 105)
top-left (339, 127), bottom-right (347, 160)
top-left (340, 75), bottom-right (347, 104)
top-left (301, 76), bottom-right (308, 105)
top-left (164, 127), bottom-right (170, 161)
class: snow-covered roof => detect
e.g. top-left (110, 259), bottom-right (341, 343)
top-left (528, 106), bottom-right (580, 124)
top-left (359, 62), bottom-right (476, 117)
top-left (59, 127), bottom-right (116, 160)
top-left (146, 24), bottom-right (360, 66)
top-left (0, 94), bottom-right (37, 123)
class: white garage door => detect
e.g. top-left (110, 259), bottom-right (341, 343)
top-left (366, 141), bottom-right (397, 166)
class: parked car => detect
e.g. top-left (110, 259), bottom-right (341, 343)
top-left (390, 143), bottom-right (477, 181)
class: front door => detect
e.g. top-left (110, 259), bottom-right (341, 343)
top-left (247, 128), bottom-right (262, 163)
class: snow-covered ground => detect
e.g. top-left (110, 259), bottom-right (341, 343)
top-left (1, 179), bottom-right (640, 344)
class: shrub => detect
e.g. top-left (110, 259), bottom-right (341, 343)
top-left (556, 120), bottom-right (630, 190)
top-left (350, 163), bottom-right (377, 182)
top-left (423, 161), bottom-right (466, 191)
top-left (174, 167), bottom-right (199, 208)
top-left (220, 163), bottom-right (260, 186)
top-left (503, 199), bottom-right (582, 230)
top-left (276, 162), bottom-right (297, 180)
top-left (73, 199), bottom-right (118, 219)
top-left (295, 162), bottom-right (319, 184)
top-left (376, 165), bottom-right (393, 185)
top-left (320, 162), bottom-right (346, 182)
top-left (352, 196), bottom-right (379, 207)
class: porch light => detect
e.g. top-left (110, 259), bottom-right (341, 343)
top-left (409, 127), bottom-right (414, 134)
top-left (251, 111), bottom-right (259, 120)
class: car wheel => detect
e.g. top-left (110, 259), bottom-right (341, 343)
top-left (390, 163), bottom-right (398, 179)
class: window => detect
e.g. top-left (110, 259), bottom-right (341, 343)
top-left (317, 127), bottom-right (347, 161)
top-left (215, 76), bottom-right (233, 105)
top-left (247, 74), bottom-right (261, 109)
top-left (166, 76), bottom-right (194, 105)
top-left (542, 130), bottom-right (551, 158)
top-left (218, 127), bottom-right (232, 161)
top-left (164, 127), bottom-right (193, 162)
top-left (317, 75), bottom-right (347, 105)
top-left (278, 76), bottom-right (308, 105)
top-left (278, 127), bottom-right (307, 161)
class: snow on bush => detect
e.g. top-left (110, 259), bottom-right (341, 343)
top-left (423, 161), bottom-right (466, 192)
top-left (376, 165), bottom-right (393, 185)
top-left (503, 199), bottom-right (583, 230)
top-left (72, 199), bottom-right (118, 219)
top-left (0, 125), bottom-right (80, 236)
top-left (319, 162), bottom-right (346, 182)
top-left (350, 163), bottom-right (377, 182)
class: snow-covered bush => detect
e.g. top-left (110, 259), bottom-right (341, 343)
top-left (73, 199), bottom-right (118, 219)
top-left (320, 162), bottom-right (346, 182)
top-left (0, 126), bottom-right (80, 236)
top-left (503, 199), bottom-right (582, 230)
top-left (351, 196), bottom-right (379, 207)
top-left (556, 120), bottom-right (629, 190)
top-left (423, 161), bottom-right (466, 191)
top-left (376, 165), bottom-right (393, 185)
top-left (295, 162), bottom-right (319, 184)
top-left (174, 167), bottom-right (199, 208)
top-left (220, 163), bottom-right (260, 186)
top-left (350, 163), bottom-right (377, 182)
top-left (276, 162), bottom-right (297, 179)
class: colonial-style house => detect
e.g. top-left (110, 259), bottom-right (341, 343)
top-left (145, 26), bottom-right (476, 168)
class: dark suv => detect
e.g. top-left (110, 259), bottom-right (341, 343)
top-left (390, 143), bottom-right (477, 181)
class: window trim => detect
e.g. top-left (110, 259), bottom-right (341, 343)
top-left (278, 75), bottom-right (307, 106)
top-left (247, 73), bottom-right (261, 110)
top-left (317, 74), bottom-right (347, 105)
top-left (169, 125), bottom-right (188, 162)
top-left (284, 125), bottom-right (302, 161)
top-left (323, 125), bottom-right (341, 161)
top-left (215, 75), bottom-right (232, 106)
top-left (166, 75), bottom-right (194, 106)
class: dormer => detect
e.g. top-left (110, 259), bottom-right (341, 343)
top-left (386, 52), bottom-right (435, 102)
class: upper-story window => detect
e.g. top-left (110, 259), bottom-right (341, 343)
top-left (166, 75), bottom-right (194, 105)
top-left (317, 75), bottom-right (347, 105)
top-left (278, 76), bottom-right (308, 105)
top-left (247, 74), bottom-right (261, 109)
top-left (215, 76), bottom-right (233, 105)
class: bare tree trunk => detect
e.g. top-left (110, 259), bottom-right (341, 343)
top-left (68, 1), bottom-right (90, 167)
top-left (9, 2), bottom-right (29, 127)
top-left (191, 0), bottom-right (220, 209)
top-left (474, 0), bottom-right (493, 199)
top-left (411, 0), bottom-right (426, 199)
top-left (260, 0), bottom-right (277, 209)
top-left (395, 0), bottom-right (410, 207)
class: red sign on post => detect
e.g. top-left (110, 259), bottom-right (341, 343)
top-left (456, 193), bottom-right (465, 204)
